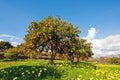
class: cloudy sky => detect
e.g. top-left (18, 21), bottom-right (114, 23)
top-left (0, 0), bottom-right (120, 57)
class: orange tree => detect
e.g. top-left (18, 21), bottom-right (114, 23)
top-left (24, 16), bottom-right (80, 64)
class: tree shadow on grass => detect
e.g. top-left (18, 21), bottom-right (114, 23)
top-left (0, 65), bottom-right (62, 80)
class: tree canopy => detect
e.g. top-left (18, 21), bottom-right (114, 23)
top-left (23, 16), bottom-right (93, 63)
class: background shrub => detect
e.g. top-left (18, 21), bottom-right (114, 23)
top-left (107, 57), bottom-right (120, 64)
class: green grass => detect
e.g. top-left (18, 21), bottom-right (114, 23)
top-left (0, 59), bottom-right (120, 80)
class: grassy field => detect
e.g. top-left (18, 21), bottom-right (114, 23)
top-left (0, 59), bottom-right (120, 80)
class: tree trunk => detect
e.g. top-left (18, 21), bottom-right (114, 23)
top-left (70, 56), bottom-right (74, 63)
top-left (77, 55), bottom-right (80, 62)
top-left (49, 50), bottom-right (56, 65)
top-left (69, 54), bottom-right (74, 63)
top-left (77, 57), bottom-right (79, 62)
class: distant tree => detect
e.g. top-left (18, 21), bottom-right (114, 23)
top-left (0, 41), bottom-right (13, 52)
top-left (107, 56), bottom-right (120, 64)
top-left (24, 16), bottom-right (80, 64)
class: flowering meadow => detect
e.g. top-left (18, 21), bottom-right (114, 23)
top-left (0, 59), bottom-right (120, 80)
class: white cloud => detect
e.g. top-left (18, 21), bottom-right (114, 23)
top-left (84, 28), bottom-right (120, 57)
top-left (92, 35), bottom-right (120, 57)
top-left (0, 34), bottom-right (23, 46)
top-left (11, 41), bottom-right (21, 46)
top-left (83, 27), bottom-right (97, 41)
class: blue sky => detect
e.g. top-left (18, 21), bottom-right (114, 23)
top-left (0, 0), bottom-right (120, 57)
